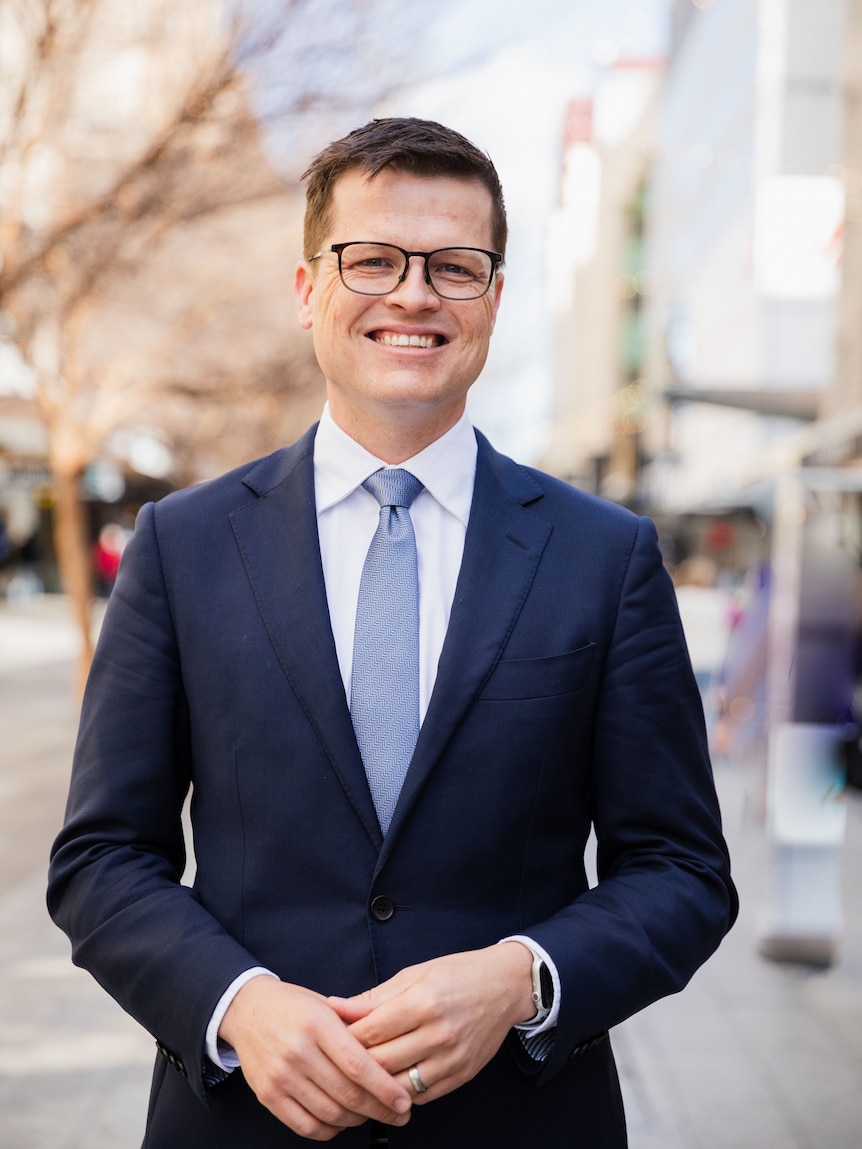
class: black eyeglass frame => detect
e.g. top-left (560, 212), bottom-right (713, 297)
top-left (309, 242), bottom-right (503, 300)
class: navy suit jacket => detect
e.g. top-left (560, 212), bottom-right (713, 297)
top-left (48, 426), bottom-right (737, 1148)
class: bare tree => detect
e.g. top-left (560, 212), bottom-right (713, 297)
top-left (0, 0), bottom-right (496, 688)
top-left (0, 2), bottom-right (339, 686)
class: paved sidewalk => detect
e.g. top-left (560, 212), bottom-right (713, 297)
top-left (1, 597), bottom-right (860, 1147)
top-left (615, 759), bottom-right (862, 1149)
top-left (0, 601), bottom-right (153, 1149)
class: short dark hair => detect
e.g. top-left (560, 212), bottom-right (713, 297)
top-left (301, 117), bottom-right (508, 261)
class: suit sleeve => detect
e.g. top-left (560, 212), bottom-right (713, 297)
top-left (525, 515), bottom-right (738, 1082)
top-left (47, 502), bottom-right (262, 1105)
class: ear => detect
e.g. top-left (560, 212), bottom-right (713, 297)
top-left (489, 270), bottom-right (504, 330)
top-left (294, 261), bottom-right (314, 329)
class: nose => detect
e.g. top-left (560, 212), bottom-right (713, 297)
top-left (387, 255), bottom-right (440, 310)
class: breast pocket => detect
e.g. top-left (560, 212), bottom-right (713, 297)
top-left (480, 643), bottom-right (595, 700)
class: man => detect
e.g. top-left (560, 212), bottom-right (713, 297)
top-left (48, 117), bottom-right (737, 1147)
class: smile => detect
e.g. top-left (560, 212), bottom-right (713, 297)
top-left (370, 332), bottom-right (445, 348)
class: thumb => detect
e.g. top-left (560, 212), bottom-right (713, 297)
top-left (327, 989), bottom-right (378, 1022)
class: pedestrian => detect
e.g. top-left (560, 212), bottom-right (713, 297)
top-left (48, 116), bottom-right (737, 1148)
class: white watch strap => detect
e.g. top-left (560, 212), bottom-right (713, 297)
top-left (528, 949), bottom-right (551, 1023)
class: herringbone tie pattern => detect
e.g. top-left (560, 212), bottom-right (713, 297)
top-left (350, 468), bottom-right (424, 834)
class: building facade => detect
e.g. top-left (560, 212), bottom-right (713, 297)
top-left (547, 0), bottom-right (862, 965)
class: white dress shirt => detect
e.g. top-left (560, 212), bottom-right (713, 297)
top-left (314, 403), bottom-right (475, 722)
top-left (206, 405), bottom-right (559, 1070)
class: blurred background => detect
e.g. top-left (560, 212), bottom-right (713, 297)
top-left (1, 1), bottom-right (861, 1146)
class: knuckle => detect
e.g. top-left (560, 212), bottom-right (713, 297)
top-left (255, 1079), bottom-right (282, 1110)
top-left (294, 1114), bottom-right (332, 1141)
top-left (339, 1080), bottom-right (365, 1110)
top-left (435, 1017), bottom-right (458, 1048)
top-left (413, 989), bottom-right (438, 1024)
top-left (317, 1098), bottom-right (348, 1127)
top-left (355, 1013), bottom-right (388, 1045)
top-left (341, 1047), bottom-right (369, 1079)
top-left (282, 1034), bottom-right (313, 1067)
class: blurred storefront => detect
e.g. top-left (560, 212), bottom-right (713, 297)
top-left (0, 0), bottom-right (319, 626)
top-left (0, 412), bottom-right (173, 599)
top-left (545, 0), bottom-right (862, 966)
top-left (544, 62), bottom-right (663, 508)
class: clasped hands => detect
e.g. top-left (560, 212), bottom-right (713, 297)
top-left (219, 941), bottom-right (535, 1142)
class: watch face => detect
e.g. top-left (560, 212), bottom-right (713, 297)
top-left (539, 961), bottom-right (554, 1008)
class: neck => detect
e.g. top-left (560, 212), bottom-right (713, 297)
top-left (327, 398), bottom-right (466, 464)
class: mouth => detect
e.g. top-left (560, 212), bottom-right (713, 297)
top-left (368, 330), bottom-right (446, 349)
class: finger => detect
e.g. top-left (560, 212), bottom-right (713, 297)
top-left (346, 992), bottom-right (464, 1078)
top-left (267, 1073), bottom-right (375, 1135)
top-left (316, 1027), bottom-right (413, 1122)
top-left (345, 984), bottom-right (433, 1051)
top-left (328, 970), bottom-right (416, 1021)
top-left (327, 993), bottom-right (375, 1024)
top-left (396, 1060), bottom-right (451, 1106)
top-left (256, 1039), bottom-right (411, 1134)
top-left (352, 1027), bottom-right (427, 1076)
top-left (262, 1091), bottom-right (350, 1141)
top-left (231, 990), bottom-right (412, 1128)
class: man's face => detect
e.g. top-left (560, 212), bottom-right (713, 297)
top-left (295, 169), bottom-right (504, 440)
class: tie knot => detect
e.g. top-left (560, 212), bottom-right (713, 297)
top-left (363, 469), bottom-right (424, 510)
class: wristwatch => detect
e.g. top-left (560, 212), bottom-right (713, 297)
top-left (527, 948), bottom-right (554, 1024)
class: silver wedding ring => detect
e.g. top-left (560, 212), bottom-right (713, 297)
top-left (408, 1064), bottom-right (428, 1094)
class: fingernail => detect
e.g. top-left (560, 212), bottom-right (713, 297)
top-left (394, 1097), bottom-right (411, 1113)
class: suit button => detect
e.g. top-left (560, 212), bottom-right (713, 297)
top-left (370, 895), bottom-right (395, 921)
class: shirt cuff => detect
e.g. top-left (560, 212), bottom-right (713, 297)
top-left (498, 935), bottom-right (561, 1036)
top-left (205, 967), bottom-right (279, 1071)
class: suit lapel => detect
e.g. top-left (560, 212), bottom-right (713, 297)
top-left (229, 428), bottom-right (551, 857)
top-left (229, 427), bottom-right (383, 848)
top-left (382, 433), bottom-right (552, 853)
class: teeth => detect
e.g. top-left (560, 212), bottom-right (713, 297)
top-left (375, 332), bottom-right (439, 348)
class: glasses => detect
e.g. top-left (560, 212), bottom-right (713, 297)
top-left (310, 242), bottom-right (502, 300)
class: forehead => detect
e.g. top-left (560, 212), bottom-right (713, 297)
top-left (327, 169), bottom-right (496, 249)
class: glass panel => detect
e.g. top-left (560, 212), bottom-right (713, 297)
top-left (428, 249), bottom-right (492, 296)
top-left (339, 244), bottom-right (404, 291)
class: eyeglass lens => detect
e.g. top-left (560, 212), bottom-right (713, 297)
top-left (337, 243), bottom-right (494, 299)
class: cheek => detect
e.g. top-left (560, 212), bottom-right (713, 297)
top-left (467, 315), bottom-right (496, 349)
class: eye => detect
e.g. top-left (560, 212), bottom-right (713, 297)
top-left (345, 257), bottom-right (396, 274)
top-left (341, 244), bottom-right (401, 275)
top-left (436, 262), bottom-right (476, 279)
top-left (429, 250), bottom-right (488, 284)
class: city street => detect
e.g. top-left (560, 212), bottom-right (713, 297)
top-left (1, 597), bottom-right (861, 1148)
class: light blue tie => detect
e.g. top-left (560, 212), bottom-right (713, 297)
top-left (350, 468), bottom-right (424, 834)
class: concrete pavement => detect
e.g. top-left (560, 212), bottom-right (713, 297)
top-left (1, 596), bottom-right (861, 1148)
top-left (0, 601), bottom-right (153, 1149)
top-left (615, 756), bottom-right (862, 1149)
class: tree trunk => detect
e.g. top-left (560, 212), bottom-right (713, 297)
top-left (51, 464), bottom-right (94, 695)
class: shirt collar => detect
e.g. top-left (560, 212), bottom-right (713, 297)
top-left (314, 403), bottom-right (477, 526)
